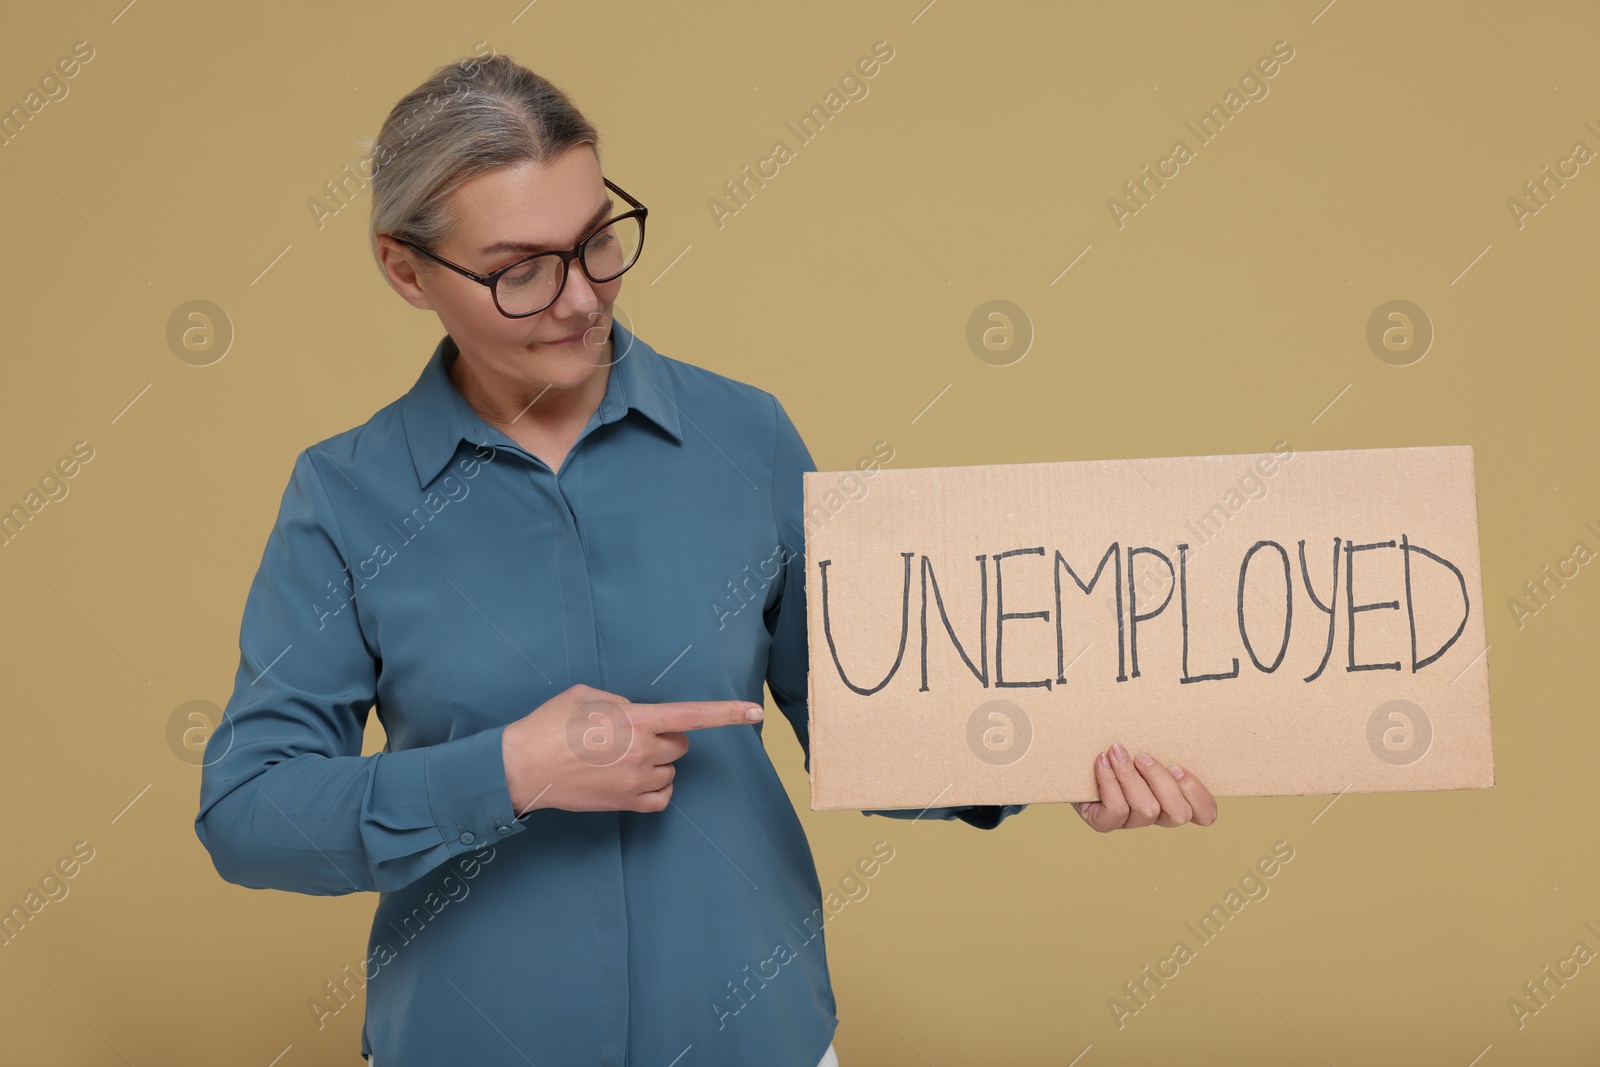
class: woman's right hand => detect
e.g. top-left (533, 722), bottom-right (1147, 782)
top-left (501, 683), bottom-right (765, 815)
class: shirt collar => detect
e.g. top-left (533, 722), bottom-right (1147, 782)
top-left (401, 316), bottom-right (683, 489)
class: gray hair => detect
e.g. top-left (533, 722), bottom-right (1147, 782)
top-left (365, 52), bottom-right (601, 275)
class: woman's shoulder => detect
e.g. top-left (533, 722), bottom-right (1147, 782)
top-left (649, 347), bottom-right (789, 438)
top-left (283, 398), bottom-right (413, 503)
top-left (317, 394), bottom-right (406, 457)
top-left (653, 348), bottom-right (773, 403)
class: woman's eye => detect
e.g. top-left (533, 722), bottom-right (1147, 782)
top-left (504, 261), bottom-right (546, 285)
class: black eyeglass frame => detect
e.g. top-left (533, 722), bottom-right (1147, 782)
top-left (388, 177), bottom-right (648, 319)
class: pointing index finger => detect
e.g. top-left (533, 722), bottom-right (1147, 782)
top-left (643, 700), bottom-right (764, 734)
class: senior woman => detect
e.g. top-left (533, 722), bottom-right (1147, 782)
top-left (195, 53), bottom-right (1215, 1067)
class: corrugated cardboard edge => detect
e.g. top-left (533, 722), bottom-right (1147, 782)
top-left (1464, 444), bottom-right (1496, 789)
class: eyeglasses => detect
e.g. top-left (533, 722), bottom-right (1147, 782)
top-left (389, 177), bottom-right (647, 318)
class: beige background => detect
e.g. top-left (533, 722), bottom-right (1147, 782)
top-left (1, 0), bottom-right (1595, 1063)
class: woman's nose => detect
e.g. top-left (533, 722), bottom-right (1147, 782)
top-left (554, 262), bottom-right (604, 315)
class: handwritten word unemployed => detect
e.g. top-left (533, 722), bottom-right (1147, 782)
top-left (817, 534), bottom-right (1470, 694)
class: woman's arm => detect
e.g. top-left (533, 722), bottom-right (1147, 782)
top-left (194, 449), bottom-right (525, 895)
top-left (762, 395), bottom-right (1025, 831)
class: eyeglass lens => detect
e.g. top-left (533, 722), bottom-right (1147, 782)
top-left (495, 216), bottom-right (643, 315)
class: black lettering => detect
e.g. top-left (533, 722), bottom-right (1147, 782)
top-left (1400, 534), bottom-right (1471, 671)
top-left (1126, 546), bottom-right (1174, 680)
top-left (919, 554), bottom-right (989, 691)
top-left (1178, 543), bottom-right (1240, 683)
top-left (818, 553), bottom-right (914, 695)
top-left (1238, 540), bottom-right (1292, 673)
top-left (995, 547), bottom-right (1051, 689)
top-left (1052, 544), bottom-right (1124, 683)
top-left (1345, 540), bottom-right (1401, 672)
top-left (1297, 537), bottom-right (1340, 682)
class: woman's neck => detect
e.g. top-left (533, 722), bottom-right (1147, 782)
top-left (448, 339), bottom-right (612, 437)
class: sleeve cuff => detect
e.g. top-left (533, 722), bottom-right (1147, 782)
top-left (421, 725), bottom-right (525, 853)
top-left (859, 803), bottom-right (1026, 829)
top-left (952, 805), bottom-right (1007, 830)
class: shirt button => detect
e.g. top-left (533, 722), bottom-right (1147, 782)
top-left (459, 831), bottom-right (475, 845)
top-left (496, 823), bottom-right (512, 834)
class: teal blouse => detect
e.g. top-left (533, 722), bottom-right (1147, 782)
top-left (194, 319), bottom-right (1024, 1066)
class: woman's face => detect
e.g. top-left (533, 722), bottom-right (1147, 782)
top-left (380, 144), bottom-right (624, 394)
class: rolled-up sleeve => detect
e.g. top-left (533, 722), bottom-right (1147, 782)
top-left (194, 448), bottom-right (524, 896)
top-left (762, 396), bottom-right (1024, 831)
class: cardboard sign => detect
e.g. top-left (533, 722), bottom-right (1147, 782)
top-left (803, 445), bottom-right (1494, 810)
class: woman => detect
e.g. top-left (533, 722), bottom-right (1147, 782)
top-left (194, 53), bottom-right (1215, 1067)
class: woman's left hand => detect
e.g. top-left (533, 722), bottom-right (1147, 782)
top-left (1072, 742), bottom-right (1218, 832)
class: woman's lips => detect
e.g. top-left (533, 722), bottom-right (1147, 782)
top-left (537, 330), bottom-right (586, 345)
top-left (534, 317), bottom-right (608, 347)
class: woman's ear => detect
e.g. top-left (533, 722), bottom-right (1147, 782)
top-left (376, 235), bottom-right (435, 311)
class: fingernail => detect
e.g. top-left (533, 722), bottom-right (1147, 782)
top-left (1135, 752), bottom-right (1154, 767)
top-left (1169, 764), bottom-right (1185, 778)
top-left (745, 706), bottom-right (763, 721)
top-left (1097, 750), bottom-right (1110, 770)
top-left (1111, 742), bottom-right (1129, 764)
